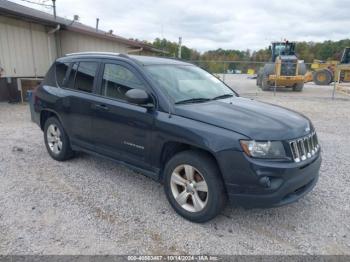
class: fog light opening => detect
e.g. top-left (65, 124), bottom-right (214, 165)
top-left (259, 176), bottom-right (271, 188)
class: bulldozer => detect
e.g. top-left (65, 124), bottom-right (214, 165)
top-left (257, 41), bottom-right (306, 91)
top-left (309, 47), bottom-right (350, 85)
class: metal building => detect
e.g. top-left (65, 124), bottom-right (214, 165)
top-left (0, 0), bottom-right (165, 102)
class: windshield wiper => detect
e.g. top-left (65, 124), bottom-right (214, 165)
top-left (175, 98), bottom-right (211, 105)
top-left (211, 93), bottom-right (234, 100)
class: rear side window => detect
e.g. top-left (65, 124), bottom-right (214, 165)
top-left (66, 63), bottom-right (78, 89)
top-left (74, 62), bottom-right (99, 93)
top-left (65, 61), bottom-right (99, 93)
top-left (55, 61), bottom-right (70, 87)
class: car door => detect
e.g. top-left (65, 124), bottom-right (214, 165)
top-left (91, 60), bottom-right (155, 171)
top-left (59, 60), bottom-right (100, 150)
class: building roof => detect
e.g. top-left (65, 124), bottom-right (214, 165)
top-left (0, 0), bottom-right (166, 54)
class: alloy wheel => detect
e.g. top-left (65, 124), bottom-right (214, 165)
top-left (170, 164), bottom-right (209, 212)
top-left (46, 124), bottom-right (62, 155)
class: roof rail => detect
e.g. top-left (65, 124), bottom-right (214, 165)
top-left (65, 51), bottom-right (123, 57)
top-left (118, 53), bottom-right (130, 58)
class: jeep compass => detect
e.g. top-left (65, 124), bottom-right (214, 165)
top-left (31, 52), bottom-right (321, 222)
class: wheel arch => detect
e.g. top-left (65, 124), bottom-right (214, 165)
top-left (40, 109), bottom-right (62, 131)
top-left (159, 141), bottom-right (224, 183)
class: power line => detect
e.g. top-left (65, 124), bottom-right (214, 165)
top-left (17, 0), bottom-right (53, 8)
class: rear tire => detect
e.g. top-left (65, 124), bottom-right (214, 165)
top-left (163, 150), bottom-right (227, 223)
top-left (44, 117), bottom-right (74, 161)
top-left (313, 69), bottom-right (332, 85)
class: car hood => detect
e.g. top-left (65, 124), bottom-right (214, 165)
top-left (174, 97), bottom-right (312, 140)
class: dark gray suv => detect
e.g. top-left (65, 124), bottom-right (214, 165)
top-left (31, 52), bottom-right (321, 222)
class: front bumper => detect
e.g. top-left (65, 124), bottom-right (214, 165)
top-left (269, 75), bottom-right (305, 81)
top-left (268, 75), bottom-right (305, 86)
top-left (218, 151), bottom-right (321, 208)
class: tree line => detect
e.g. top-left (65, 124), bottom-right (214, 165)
top-left (147, 38), bottom-right (350, 73)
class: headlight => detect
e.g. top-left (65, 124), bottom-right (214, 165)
top-left (240, 140), bottom-right (286, 159)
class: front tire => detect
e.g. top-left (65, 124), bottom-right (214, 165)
top-left (44, 117), bottom-right (74, 161)
top-left (163, 150), bottom-right (227, 223)
top-left (256, 68), bottom-right (263, 86)
top-left (293, 82), bottom-right (304, 91)
top-left (261, 74), bottom-right (271, 91)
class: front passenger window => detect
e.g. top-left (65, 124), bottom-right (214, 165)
top-left (101, 64), bottom-right (144, 101)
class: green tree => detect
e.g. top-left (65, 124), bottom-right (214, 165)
top-left (149, 38), bottom-right (350, 71)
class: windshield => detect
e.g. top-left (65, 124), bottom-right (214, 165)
top-left (144, 65), bottom-right (235, 104)
top-left (274, 44), bottom-right (286, 55)
top-left (274, 43), bottom-right (294, 56)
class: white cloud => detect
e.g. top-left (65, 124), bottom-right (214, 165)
top-left (11, 0), bottom-right (350, 52)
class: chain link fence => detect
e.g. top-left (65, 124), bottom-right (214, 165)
top-left (187, 60), bottom-right (347, 99)
top-left (189, 60), bottom-right (313, 75)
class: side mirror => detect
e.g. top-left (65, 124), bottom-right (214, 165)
top-left (125, 89), bottom-right (152, 107)
top-left (268, 45), bottom-right (272, 51)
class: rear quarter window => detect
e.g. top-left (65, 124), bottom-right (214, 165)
top-left (55, 61), bottom-right (71, 87)
top-left (42, 64), bottom-right (56, 86)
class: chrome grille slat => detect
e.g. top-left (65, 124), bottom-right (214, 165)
top-left (291, 141), bottom-right (300, 162)
top-left (299, 139), bottom-right (307, 160)
top-left (305, 137), bottom-right (312, 158)
top-left (289, 131), bottom-right (319, 162)
top-left (310, 134), bottom-right (315, 153)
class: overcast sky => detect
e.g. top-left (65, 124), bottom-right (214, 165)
top-left (12, 0), bottom-right (350, 52)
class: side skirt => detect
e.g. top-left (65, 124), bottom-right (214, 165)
top-left (71, 145), bottom-right (161, 182)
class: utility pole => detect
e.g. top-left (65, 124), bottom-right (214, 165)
top-left (178, 37), bottom-right (182, 59)
top-left (96, 18), bottom-right (100, 32)
top-left (52, 0), bottom-right (56, 19)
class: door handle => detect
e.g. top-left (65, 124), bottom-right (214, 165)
top-left (95, 104), bottom-right (109, 111)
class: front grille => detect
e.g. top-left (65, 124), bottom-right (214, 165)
top-left (289, 132), bottom-right (319, 162)
top-left (281, 62), bottom-right (297, 76)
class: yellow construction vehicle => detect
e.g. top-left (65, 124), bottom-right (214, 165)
top-left (257, 41), bottom-right (306, 91)
top-left (309, 47), bottom-right (350, 85)
top-left (335, 47), bottom-right (350, 94)
top-left (310, 60), bottom-right (338, 85)
top-left (336, 47), bottom-right (350, 81)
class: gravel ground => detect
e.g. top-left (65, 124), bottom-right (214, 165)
top-left (0, 76), bottom-right (350, 255)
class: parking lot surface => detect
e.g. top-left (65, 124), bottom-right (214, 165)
top-left (0, 76), bottom-right (350, 255)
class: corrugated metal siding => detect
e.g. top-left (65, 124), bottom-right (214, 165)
top-left (31, 23), bottom-right (55, 76)
top-left (0, 16), bottom-right (136, 78)
top-left (0, 16), bottom-right (55, 77)
top-left (60, 31), bottom-right (131, 55)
